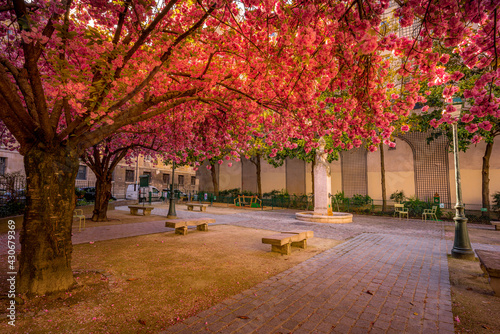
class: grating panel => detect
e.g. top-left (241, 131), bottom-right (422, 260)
top-left (398, 130), bottom-right (451, 208)
top-left (341, 148), bottom-right (368, 197)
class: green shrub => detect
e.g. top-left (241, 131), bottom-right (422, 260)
top-left (76, 199), bottom-right (92, 206)
top-left (0, 200), bottom-right (25, 218)
top-left (404, 196), bottom-right (428, 217)
top-left (263, 190), bottom-right (281, 198)
top-left (218, 188), bottom-right (241, 197)
top-left (493, 192), bottom-right (500, 211)
top-left (390, 190), bottom-right (405, 203)
top-left (75, 187), bottom-right (85, 198)
top-left (351, 194), bottom-right (372, 207)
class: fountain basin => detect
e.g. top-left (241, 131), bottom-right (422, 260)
top-left (295, 212), bottom-right (353, 224)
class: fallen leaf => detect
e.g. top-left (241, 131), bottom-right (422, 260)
top-left (237, 316), bottom-right (250, 319)
top-left (366, 290), bottom-right (373, 295)
top-left (413, 312), bottom-right (418, 316)
top-left (455, 316), bottom-right (460, 323)
top-left (482, 325), bottom-right (490, 329)
top-left (127, 278), bottom-right (139, 281)
top-left (138, 319), bottom-right (146, 325)
top-left (466, 287), bottom-right (472, 291)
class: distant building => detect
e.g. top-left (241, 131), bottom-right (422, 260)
top-left (197, 130), bottom-right (500, 210)
top-left (0, 149), bottom-right (199, 198)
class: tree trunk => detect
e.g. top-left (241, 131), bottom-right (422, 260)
top-left (18, 145), bottom-right (79, 296)
top-left (92, 171), bottom-right (113, 222)
top-left (255, 154), bottom-right (262, 198)
top-left (380, 144), bottom-right (387, 212)
top-left (482, 141), bottom-right (493, 218)
top-left (311, 157), bottom-right (315, 208)
top-left (210, 163), bottom-right (219, 196)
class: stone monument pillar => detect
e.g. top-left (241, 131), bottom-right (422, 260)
top-left (314, 137), bottom-right (332, 214)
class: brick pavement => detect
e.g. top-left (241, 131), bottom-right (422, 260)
top-left (3, 205), bottom-right (499, 333)
top-left (160, 232), bottom-right (454, 334)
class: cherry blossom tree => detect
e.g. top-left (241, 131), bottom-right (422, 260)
top-left (81, 132), bottom-right (161, 222)
top-left (1, 0), bottom-right (498, 297)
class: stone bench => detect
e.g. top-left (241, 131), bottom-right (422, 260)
top-left (165, 218), bottom-right (215, 235)
top-left (262, 230), bottom-right (314, 255)
top-left (491, 221), bottom-right (500, 231)
top-left (186, 203), bottom-right (208, 212)
top-left (476, 249), bottom-right (500, 296)
top-left (128, 205), bottom-right (154, 216)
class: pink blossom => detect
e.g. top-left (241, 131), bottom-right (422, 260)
top-left (450, 71), bottom-right (465, 81)
top-left (478, 121), bottom-right (492, 131)
top-left (461, 114), bottom-right (474, 123)
top-left (465, 124), bottom-right (478, 133)
top-left (440, 54), bottom-right (450, 64)
top-left (401, 125), bottom-right (410, 132)
top-left (471, 135), bottom-right (483, 144)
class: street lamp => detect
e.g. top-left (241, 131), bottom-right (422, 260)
top-left (448, 103), bottom-right (475, 260)
top-left (167, 162), bottom-right (177, 218)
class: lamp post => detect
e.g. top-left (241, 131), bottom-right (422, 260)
top-left (449, 103), bottom-right (475, 260)
top-left (167, 162), bottom-right (177, 218)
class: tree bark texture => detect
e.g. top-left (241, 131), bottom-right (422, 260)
top-left (482, 141), bottom-right (493, 218)
top-left (210, 163), bottom-right (219, 196)
top-left (380, 145), bottom-right (387, 212)
top-left (311, 157), bottom-right (315, 208)
top-left (18, 145), bottom-right (79, 296)
top-left (254, 154), bottom-right (262, 198)
top-left (92, 172), bottom-right (113, 222)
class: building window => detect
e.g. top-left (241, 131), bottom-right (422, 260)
top-left (76, 165), bottom-right (87, 180)
top-left (163, 174), bottom-right (170, 184)
top-left (178, 175), bottom-right (184, 185)
top-left (125, 170), bottom-right (135, 182)
top-left (0, 157), bottom-right (5, 176)
top-left (191, 176), bottom-right (196, 186)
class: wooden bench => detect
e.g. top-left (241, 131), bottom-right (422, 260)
top-left (165, 218), bottom-right (215, 235)
top-left (491, 221), bottom-right (500, 231)
top-left (185, 203), bottom-right (208, 212)
top-left (262, 230), bottom-right (314, 255)
top-left (476, 250), bottom-right (500, 296)
top-left (128, 205), bottom-right (154, 216)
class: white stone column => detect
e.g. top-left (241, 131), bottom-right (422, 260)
top-left (313, 160), bottom-right (331, 214)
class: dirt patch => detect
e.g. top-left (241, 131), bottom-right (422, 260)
top-left (448, 256), bottom-right (500, 333)
top-left (71, 209), bottom-right (169, 230)
top-left (0, 225), bottom-right (340, 333)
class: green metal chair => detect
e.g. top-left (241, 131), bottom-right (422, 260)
top-left (394, 203), bottom-right (409, 220)
top-left (73, 209), bottom-right (86, 232)
top-left (422, 206), bottom-right (438, 222)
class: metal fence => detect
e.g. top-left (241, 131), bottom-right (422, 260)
top-left (194, 192), bottom-right (314, 210)
top-left (0, 173), bottom-right (26, 217)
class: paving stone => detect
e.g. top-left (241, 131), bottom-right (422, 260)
top-left (61, 207), bottom-right (468, 334)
